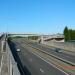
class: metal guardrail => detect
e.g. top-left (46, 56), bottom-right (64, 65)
top-left (6, 42), bottom-right (21, 75)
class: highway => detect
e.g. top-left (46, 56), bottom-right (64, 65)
top-left (11, 38), bottom-right (70, 75)
top-left (16, 39), bottom-right (75, 64)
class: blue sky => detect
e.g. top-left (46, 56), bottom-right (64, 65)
top-left (0, 0), bottom-right (75, 34)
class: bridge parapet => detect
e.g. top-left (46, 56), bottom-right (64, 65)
top-left (0, 40), bottom-right (21, 75)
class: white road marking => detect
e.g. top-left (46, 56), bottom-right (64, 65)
top-left (30, 51), bottom-right (69, 75)
top-left (40, 68), bottom-right (44, 73)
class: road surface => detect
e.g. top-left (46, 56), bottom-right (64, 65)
top-left (11, 38), bottom-right (68, 75)
top-left (17, 39), bottom-right (75, 64)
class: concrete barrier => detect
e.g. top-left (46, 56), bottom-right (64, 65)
top-left (43, 41), bottom-right (75, 52)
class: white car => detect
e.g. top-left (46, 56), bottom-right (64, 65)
top-left (17, 49), bottom-right (21, 52)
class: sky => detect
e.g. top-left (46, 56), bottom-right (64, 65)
top-left (0, 0), bottom-right (75, 34)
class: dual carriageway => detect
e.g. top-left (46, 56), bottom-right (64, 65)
top-left (8, 38), bottom-right (75, 75)
top-left (0, 34), bottom-right (75, 75)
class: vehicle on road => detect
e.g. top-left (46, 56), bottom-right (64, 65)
top-left (17, 48), bottom-right (21, 52)
top-left (55, 48), bottom-right (62, 53)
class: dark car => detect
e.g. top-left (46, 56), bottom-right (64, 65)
top-left (55, 48), bottom-right (62, 53)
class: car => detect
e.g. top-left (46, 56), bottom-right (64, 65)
top-left (17, 49), bottom-right (21, 52)
top-left (55, 48), bottom-right (62, 53)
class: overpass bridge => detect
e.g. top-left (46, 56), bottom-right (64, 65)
top-left (8, 33), bottom-right (64, 42)
top-left (8, 33), bottom-right (39, 37)
top-left (42, 34), bottom-right (64, 42)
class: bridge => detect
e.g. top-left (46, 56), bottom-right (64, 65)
top-left (42, 34), bottom-right (64, 42)
top-left (8, 33), bottom-right (64, 42)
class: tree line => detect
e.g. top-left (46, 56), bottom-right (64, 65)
top-left (63, 26), bottom-right (75, 41)
top-left (28, 36), bottom-right (39, 40)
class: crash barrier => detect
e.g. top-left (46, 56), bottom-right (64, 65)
top-left (43, 41), bottom-right (75, 52)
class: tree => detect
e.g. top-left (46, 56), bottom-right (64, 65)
top-left (69, 29), bottom-right (72, 40)
top-left (63, 26), bottom-right (69, 41)
top-left (63, 26), bottom-right (75, 41)
top-left (71, 30), bottom-right (75, 40)
top-left (28, 36), bottom-right (39, 40)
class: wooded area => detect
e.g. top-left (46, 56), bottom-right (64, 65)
top-left (63, 26), bottom-right (75, 41)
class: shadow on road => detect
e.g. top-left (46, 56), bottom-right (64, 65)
top-left (7, 39), bottom-right (31, 75)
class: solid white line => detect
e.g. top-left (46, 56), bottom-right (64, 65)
top-left (30, 51), bottom-right (69, 75)
top-left (0, 55), bottom-right (3, 74)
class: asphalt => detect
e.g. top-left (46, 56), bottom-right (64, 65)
top-left (11, 39), bottom-right (67, 75)
top-left (18, 39), bottom-right (75, 64)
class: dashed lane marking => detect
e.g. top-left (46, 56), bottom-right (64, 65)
top-left (40, 68), bottom-right (44, 73)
